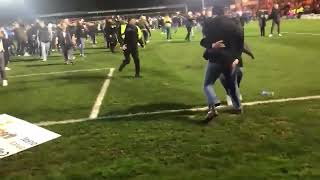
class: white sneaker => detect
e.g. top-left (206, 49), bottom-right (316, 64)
top-left (2, 80), bottom-right (8, 87)
top-left (5, 67), bottom-right (11, 71)
top-left (42, 59), bottom-right (47, 62)
top-left (269, 34), bottom-right (273, 38)
top-left (24, 53), bottom-right (31, 57)
top-left (278, 34), bottom-right (282, 37)
top-left (226, 95), bottom-right (233, 106)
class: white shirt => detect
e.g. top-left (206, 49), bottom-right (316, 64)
top-left (0, 39), bottom-right (4, 52)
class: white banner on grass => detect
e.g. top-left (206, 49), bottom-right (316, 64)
top-left (0, 114), bottom-right (61, 159)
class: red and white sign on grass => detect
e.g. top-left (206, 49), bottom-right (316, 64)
top-left (0, 114), bottom-right (60, 159)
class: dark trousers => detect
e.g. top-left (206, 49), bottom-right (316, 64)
top-left (185, 26), bottom-right (192, 41)
top-left (0, 52), bottom-right (6, 80)
top-left (119, 48), bottom-right (140, 76)
top-left (90, 34), bottom-right (96, 44)
top-left (107, 36), bottom-right (117, 53)
top-left (271, 21), bottom-right (280, 34)
top-left (220, 65), bottom-right (243, 90)
top-left (28, 40), bottom-right (37, 55)
top-left (142, 30), bottom-right (149, 43)
top-left (4, 52), bottom-right (9, 67)
top-left (17, 40), bottom-right (26, 55)
top-left (204, 62), bottom-right (241, 109)
top-left (61, 46), bottom-right (72, 62)
top-left (260, 26), bottom-right (265, 36)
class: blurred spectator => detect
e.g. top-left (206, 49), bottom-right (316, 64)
top-left (15, 23), bottom-right (29, 56)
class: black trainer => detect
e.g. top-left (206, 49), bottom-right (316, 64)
top-left (203, 105), bottom-right (219, 124)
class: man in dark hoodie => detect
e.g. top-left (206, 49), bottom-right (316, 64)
top-left (201, 6), bottom-right (244, 122)
top-left (269, 4), bottom-right (282, 37)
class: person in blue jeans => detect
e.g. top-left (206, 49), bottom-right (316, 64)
top-left (76, 20), bottom-right (87, 57)
top-left (201, 6), bottom-right (244, 122)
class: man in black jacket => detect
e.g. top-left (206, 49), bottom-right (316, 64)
top-left (269, 4), bottom-right (282, 37)
top-left (38, 22), bottom-right (51, 61)
top-left (185, 12), bottom-right (194, 41)
top-left (104, 19), bottom-right (118, 53)
top-left (58, 22), bottom-right (74, 64)
top-left (118, 18), bottom-right (141, 78)
top-left (201, 6), bottom-right (244, 122)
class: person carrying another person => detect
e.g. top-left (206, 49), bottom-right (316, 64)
top-left (201, 6), bottom-right (244, 122)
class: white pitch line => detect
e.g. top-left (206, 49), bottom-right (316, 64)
top-left (36, 95), bottom-right (320, 127)
top-left (8, 68), bottom-right (111, 78)
top-left (89, 68), bottom-right (115, 120)
top-left (282, 32), bottom-right (320, 36)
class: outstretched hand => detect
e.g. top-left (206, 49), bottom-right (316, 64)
top-left (212, 40), bottom-right (226, 49)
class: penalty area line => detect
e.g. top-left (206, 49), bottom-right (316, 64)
top-left (89, 68), bottom-right (115, 120)
top-left (8, 68), bottom-right (112, 78)
top-left (36, 95), bottom-right (320, 127)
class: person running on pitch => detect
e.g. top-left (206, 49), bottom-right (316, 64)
top-left (104, 19), bottom-right (118, 53)
top-left (118, 18), bottom-right (141, 78)
top-left (201, 6), bottom-right (244, 122)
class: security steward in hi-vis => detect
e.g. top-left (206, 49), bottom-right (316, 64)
top-left (118, 18), bottom-right (141, 78)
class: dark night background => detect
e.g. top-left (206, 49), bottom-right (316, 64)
top-left (24, 0), bottom-right (232, 14)
top-left (0, 0), bottom-right (232, 22)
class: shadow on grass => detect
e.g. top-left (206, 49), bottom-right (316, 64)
top-left (89, 47), bottom-right (108, 50)
top-left (10, 58), bottom-right (41, 62)
top-left (97, 109), bottom-right (205, 126)
top-left (26, 63), bottom-right (66, 67)
top-left (99, 102), bottom-right (209, 125)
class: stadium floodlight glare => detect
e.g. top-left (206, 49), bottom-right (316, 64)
top-left (0, 0), bottom-right (24, 6)
top-left (201, 0), bottom-right (205, 10)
